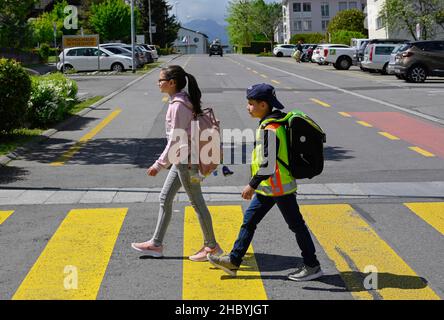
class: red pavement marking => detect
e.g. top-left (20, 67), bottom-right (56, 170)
top-left (348, 112), bottom-right (444, 158)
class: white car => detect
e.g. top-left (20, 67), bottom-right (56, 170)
top-left (312, 44), bottom-right (350, 64)
top-left (57, 47), bottom-right (134, 72)
top-left (361, 43), bottom-right (401, 74)
top-left (273, 44), bottom-right (297, 57)
top-left (143, 44), bottom-right (159, 60)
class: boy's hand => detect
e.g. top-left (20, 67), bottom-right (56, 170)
top-left (242, 185), bottom-right (255, 200)
top-left (147, 166), bottom-right (159, 177)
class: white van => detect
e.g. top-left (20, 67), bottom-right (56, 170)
top-left (361, 43), bottom-right (401, 74)
top-left (57, 47), bottom-right (134, 72)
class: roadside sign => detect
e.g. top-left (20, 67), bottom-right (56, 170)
top-left (62, 35), bottom-right (99, 48)
top-left (136, 35), bottom-right (145, 44)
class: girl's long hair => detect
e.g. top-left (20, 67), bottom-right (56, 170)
top-left (161, 65), bottom-right (202, 114)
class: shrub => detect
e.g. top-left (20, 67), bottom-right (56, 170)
top-left (27, 74), bottom-right (78, 127)
top-left (38, 43), bottom-right (51, 63)
top-left (241, 41), bottom-right (274, 54)
top-left (290, 33), bottom-right (326, 44)
top-left (331, 30), bottom-right (367, 45)
top-left (0, 59), bottom-right (32, 133)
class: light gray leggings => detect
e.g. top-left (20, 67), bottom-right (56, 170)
top-left (151, 164), bottom-right (217, 248)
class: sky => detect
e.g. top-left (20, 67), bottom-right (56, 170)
top-left (166, 0), bottom-right (278, 25)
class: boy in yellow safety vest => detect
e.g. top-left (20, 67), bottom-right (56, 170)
top-left (208, 83), bottom-right (323, 281)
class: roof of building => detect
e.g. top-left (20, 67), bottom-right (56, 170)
top-left (178, 27), bottom-right (209, 39)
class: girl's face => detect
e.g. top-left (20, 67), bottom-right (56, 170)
top-left (158, 71), bottom-right (177, 95)
top-left (247, 99), bottom-right (269, 119)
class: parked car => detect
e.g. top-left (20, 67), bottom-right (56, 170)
top-left (99, 45), bottom-right (143, 68)
top-left (394, 40), bottom-right (444, 83)
top-left (387, 44), bottom-right (410, 76)
top-left (350, 38), bottom-right (369, 65)
top-left (140, 44), bottom-right (159, 60)
top-left (324, 46), bottom-right (357, 70)
top-left (361, 43), bottom-right (402, 74)
top-left (122, 45), bottom-right (152, 64)
top-left (273, 44), bottom-right (297, 57)
top-left (302, 44), bottom-right (318, 62)
top-left (57, 47), bottom-right (133, 72)
top-left (209, 43), bottom-right (223, 56)
top-left (359, 39), bottom-right (409, 70)
top-left (312, 44), bottom-right (350, 65)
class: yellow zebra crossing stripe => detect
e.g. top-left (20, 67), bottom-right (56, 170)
top-left (300, 204), bottom-right (440, 300)
top-left (183, 205), bottom-right (267, 300)
top-left (404, 203), bottom-right (444, 236)
top-left (13, 208), bottom-right (127, 300)
top-left (0, 211), bottom-right (14, 225)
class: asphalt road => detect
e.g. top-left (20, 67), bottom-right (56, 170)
top-left (1, 54), bottom-right (443, 301)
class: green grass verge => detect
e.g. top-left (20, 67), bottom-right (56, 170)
top-left (0, 96), bottom-right (103, 157)
top-left (136, 62), bottom-right (162, 75)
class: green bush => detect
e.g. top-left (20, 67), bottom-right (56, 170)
top-left (290, 33), bottom-right (326, 44)
top-left (331, 30), bottom-right (366, 45)
top-left (27, 74), bottom-right (78, 127)
top-left (38, 43), bottom-right (51, 62)
top-left (241, 41), bottom-right (274, 54)
top-left (0, 59), bottom-right (32, 133)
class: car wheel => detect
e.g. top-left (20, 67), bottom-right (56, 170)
top-left (407, 65), bottom-right (427, 83)
top-left (381, 63), bottom-right (389, 75)
top-left (337, 57), bottom-right (352, 70)
top-left (62, 64), bottom-right (73, 73)
top-left (111, 63), bottom-right (124, 72)
top-left (276, 52), bottom-right (283, 57)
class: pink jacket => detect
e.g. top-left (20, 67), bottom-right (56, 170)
top-left (152, 92), bottom-right (194, 171)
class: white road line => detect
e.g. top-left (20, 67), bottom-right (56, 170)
top-left (237, 56), bottom-right (444, 126)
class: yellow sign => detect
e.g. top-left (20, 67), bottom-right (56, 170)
top-left (62, 35), bottom-right (99, 48)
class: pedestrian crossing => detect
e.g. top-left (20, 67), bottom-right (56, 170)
top-left (1, 203), bottom-right (443, 300)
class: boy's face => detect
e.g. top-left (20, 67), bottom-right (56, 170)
top-left (246, 99), bottom-right (270, 119)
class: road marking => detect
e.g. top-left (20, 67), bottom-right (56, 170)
top-left (183, 55), bottom-right (192, 69)
top-left (13, 208), bottom-right (127, 300)
top-left (241, 57), bottom-right (444, 126)
top-left (162, 96), bottom-right (169, 103)
top-left (378, 132), bottom-right (400, 140)
top-left (310, 98), bottom-right (331, 108)
top-left (260, 74), bottom-right (268, 78)
top-left (51, 109), bottom-right (122, 166)
top-left (409, 146), bottom-right (435, 157)
top-left (252, 70), bottom-right (259, 74)
top-left (0, 210), bottom-right (14, 225)
top-left (357, 121), bottom-right (373, 127)
top-left (301, 204), bottom-right (440, 300)
top-left (247, 67), bottom-right (251, 70)
top-left (338, 112), bottom-right (352, 117)
top-left (404, 203), bottom-right (444, 236)
top-left (271, 80), bottom-right (280, 84)
top-left (183, 205), bottom-right (267, 300)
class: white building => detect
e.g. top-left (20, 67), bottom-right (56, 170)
top-left (173, 27), bottom-right (209, 54)
top-left (280, 0), bottom-right (367, 44)
top-left (366, 0), bottom-right (444, 40)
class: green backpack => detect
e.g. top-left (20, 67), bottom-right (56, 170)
top-left (261, 109), bottom-right (326, 179)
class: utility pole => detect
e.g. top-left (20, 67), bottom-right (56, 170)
top-left (148, 0), bottom-right (153, 45)
top-left (131, 0), bottom-right (136, 73)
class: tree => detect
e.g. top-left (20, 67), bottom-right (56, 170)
top-left (327, 9), bottom-right (366, 35)
top-left (382, 0), bottom-right (444, 40)
top-left (138, 0), bottom-right (180, 47)
top-left (89, 0), bottom-right (134, 42)
top-left (250, 0), bottom-right (282, 51)
top-left (226, 0), bottom-right (255, 49)
top-left (0, 0), bottom-right (36, 49)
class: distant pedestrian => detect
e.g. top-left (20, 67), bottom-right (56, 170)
top-left (131, 65), bottom-right (223, 261)
top-left (208, 83), bottom-right (323, 281)
top-left (293, 40), bottom-right (303, 63)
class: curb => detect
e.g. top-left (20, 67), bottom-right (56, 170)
top-left (0, 54), bottom-right (182, 167)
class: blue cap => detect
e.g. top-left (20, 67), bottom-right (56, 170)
top-left (246, 83), bottom-right (285, 110)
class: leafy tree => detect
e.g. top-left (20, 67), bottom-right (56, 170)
top-left (250, 0), bottom-right (282, 51)
top-left (327, 9), bottom-right (366, 35)
top-left (138, 0), bottom-right (180, 47)
top-left (89, 0), bottom-right (135, 42)
top-left (382, 0), bottom-right (444, 40)
top-left (331, 30), bottom-right (366, 45)
top-left (226, 0), bottom-right (255, 48)
top-left (0, 0), bottom-right (36, 49)
top-left (290, 33), bottom-right (326, 44)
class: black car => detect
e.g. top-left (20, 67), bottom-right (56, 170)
top-left (209, 44), bottom-right (223, 57)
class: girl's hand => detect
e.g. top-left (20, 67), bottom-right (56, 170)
top-left (242, 185), bottom-right (255, 200)
top-left (147, 166), bottom-right (159, 177)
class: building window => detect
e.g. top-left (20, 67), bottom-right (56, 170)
top-left (339, 2), bottom-right (347, 11)
top-left (376, 16), bottom-right (384, 29)
top-left (321, 3), bottom-right (329, 17)
top-left (349, 2), bottom-right (357, 9)
top-left (303, 20), bottom-right (312, 31)
top-left (293, 3), bottom-right (301, 12)
top-left (303, 2), bottom-right (311, 12)
top-left (294, 20), bottom-right (302, 31)
top-left (322, 20), bottom-right (329, 31)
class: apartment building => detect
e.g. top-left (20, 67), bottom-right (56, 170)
top-left (279, 0), bottom-right (366, 43)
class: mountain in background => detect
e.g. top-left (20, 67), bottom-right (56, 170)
top-left (183, 19), bottom-right (229, 45)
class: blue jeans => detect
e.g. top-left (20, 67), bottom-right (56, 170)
top-left (230, 193), bottom-right (320, 268)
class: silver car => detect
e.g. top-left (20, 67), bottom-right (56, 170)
top-left (361, 43), bottom-right (402, 74)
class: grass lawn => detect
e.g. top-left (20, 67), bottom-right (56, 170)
top-left (136, 62), bottom-right (162, 75)
top-left (0, 96), bottom-right (103, 157)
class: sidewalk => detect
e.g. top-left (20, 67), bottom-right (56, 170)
top-left (1, 181), bottom-right (443, 205)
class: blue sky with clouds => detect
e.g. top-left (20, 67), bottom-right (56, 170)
top-left (166, 0), bottom-right (278, 25)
